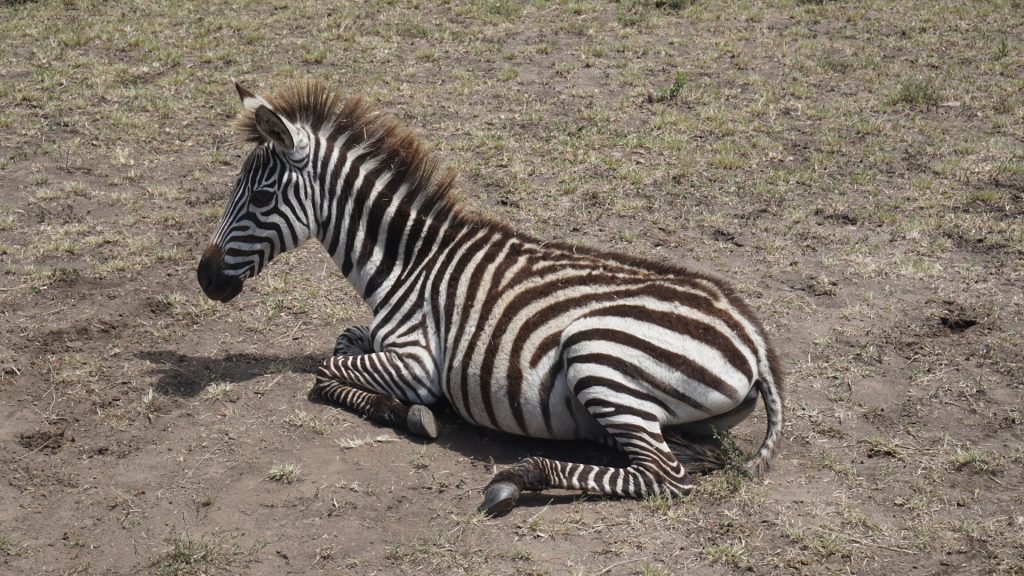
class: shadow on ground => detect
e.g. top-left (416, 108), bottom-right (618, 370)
top-left (313, 384), bottom-right (629, 466)
top-left (136, 349), bottom-right (606, 468)
top-left (137, 350), bottom-right (721, 500)
top-left (136, 350), bottom-right (322, 397)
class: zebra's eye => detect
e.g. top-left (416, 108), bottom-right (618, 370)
top-left (250, 188), bottom-right (276, 208)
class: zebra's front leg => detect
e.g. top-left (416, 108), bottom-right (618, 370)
top-left (313, 350), bottom-right (439, 439)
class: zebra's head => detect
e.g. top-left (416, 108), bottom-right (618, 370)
top-left (197, 82), bottom-right (315, 302)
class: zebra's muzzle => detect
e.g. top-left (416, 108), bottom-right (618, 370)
top-left (197, 244), bottom-right (244, 303)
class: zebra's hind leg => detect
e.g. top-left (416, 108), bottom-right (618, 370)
top-left (660, 386), bottom-right (761, 474)
top-left (480, 416), bottom-right (692, 515)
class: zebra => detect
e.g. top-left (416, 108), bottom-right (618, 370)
top-left (197, 80), bottom-right (784, 516)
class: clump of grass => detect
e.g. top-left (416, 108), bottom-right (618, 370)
top-left (645, 493), bottom-right (676, 512)
top-left (284, 409), bottom-right (327, 435)
top-left (839, 504), bottom-right (880, 533)
top-left (314, 542), bottom-right (334, 566)
top-left (715, 430), bottom-right (748, 471)
top-left (859, 436), bottom-right (907, 460)
top-left (820, 450), bottom-right (858, 478)
top-left (813, 531), bottom-right (853, 559)
top-left (640, 561), bottom-right (670, 576)
top-left (410, 446), bottom-right (429, 471)
top-left (0, 533), bottom-right (16, 556)
top-left (301, 45), bottom-right (329, 65)
top-left (482, 0), bottom-right (522, 19)
top-left (265, 463), bottom-right (300, 484)
top-left (153, 531), bottom-right (266, 576)
top-left (648, 71), bottom-right (687, 103)
top-left (698, 469), bottom-right (747, 500)
top-left (155, 292), bottom-right (188, 317)
top-left (950, 447), bottom-right (1005, 474)
top-left (818, 52), bottom-right (853, 74)
top-left (203, 382), bottom-right (234, 401)
top-left (497, 67), bottom-right (519, 82)
top-left (685, 432), bottom-right (756, 500)
top-left (94, 257), bottom-right (132, 277)
top-left (703, 542), bottom-right (746, 566)
top-left (451, 509), bottom-right (489, 529)
top-left (142, 388), bottom-right (157, 422)
top-left (994, 37), bottom-right (1009, 61)
top-left (652, 0), bottom-right (696, 8)
top-left (711, 143), bottom-right (747, 170)
top-left (889, 77), bottom-right (943, 109)
top-left (895, 479), bottom-right (937, 513)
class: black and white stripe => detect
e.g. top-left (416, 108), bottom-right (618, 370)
top-left (198, 81), bottom-right (784, 515)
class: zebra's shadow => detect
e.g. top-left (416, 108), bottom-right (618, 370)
top-left (424, 411), bottom-right (633, 509)
top-left (135, 350), bottom-right (322, 397)
top-left (137, 350), bottom-right (628, 477)
top-left (400, 398), bottom-right (630, 470)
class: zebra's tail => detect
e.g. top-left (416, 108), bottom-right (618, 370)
top-left (747, 356), bottom-right (784, 478)
top-left (665, 358), bottom-right (784, 478)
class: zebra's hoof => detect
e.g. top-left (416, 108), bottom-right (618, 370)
top-left (479, 482), bottom-right (520, 516)
top-left (406, 405), bottom-right (438, 439)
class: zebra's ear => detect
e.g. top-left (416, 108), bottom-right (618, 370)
top-left (234, 79), bottom-right (270, 112)
top-left (254, 105), bottom-right (298, 154)
top-left (234, 80), bottom-right (309, 156)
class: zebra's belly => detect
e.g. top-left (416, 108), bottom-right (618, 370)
top-left (440, 349), bottom-right (748, 440)
top-left (442, 361), bottom-right (605, 441)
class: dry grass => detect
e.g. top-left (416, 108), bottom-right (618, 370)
top-left (153, 531), bottom-right (266, 576)
top-left (265, 463), bottom-right (301, 484)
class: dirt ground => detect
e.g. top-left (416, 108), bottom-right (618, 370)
top-left (1, 1), bottom-right (1022, 575)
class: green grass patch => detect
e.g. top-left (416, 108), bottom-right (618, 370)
top-left (889, 77), bottom-right (943, 109)
top-left (648, 71), bottom-right (687, 103)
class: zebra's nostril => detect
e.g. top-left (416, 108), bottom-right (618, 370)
top-left (196, 249), bottom-right (220, 291)
top-left (196, 244), bottom-right (243, 302)
top-left (197, 267), bottom-right (210, 289)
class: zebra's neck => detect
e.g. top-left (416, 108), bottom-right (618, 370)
top-left (313, 134), bottom-right (463, 310)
